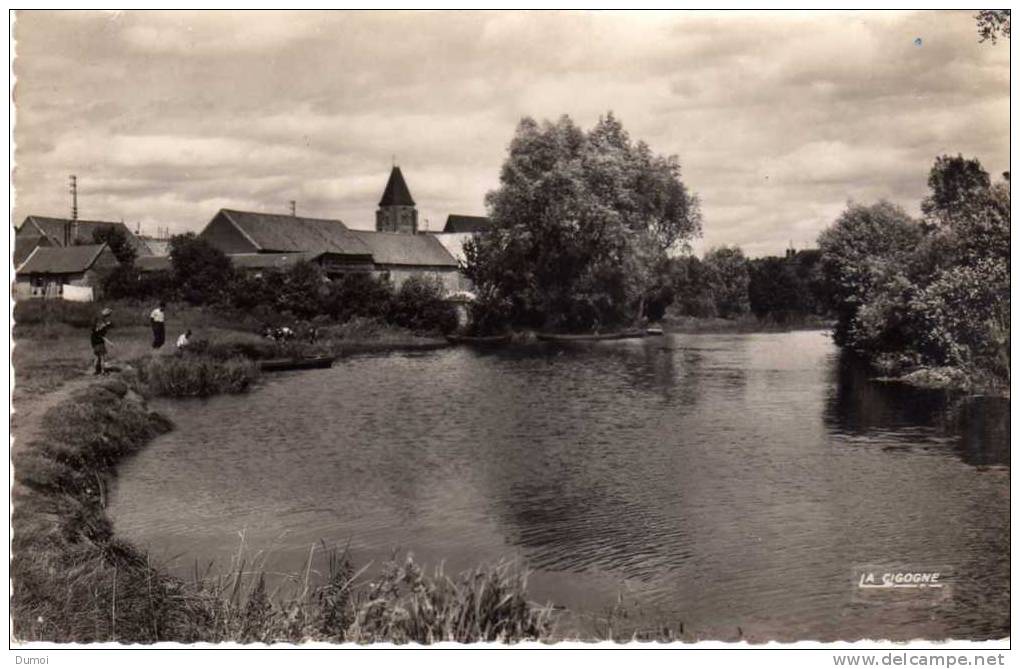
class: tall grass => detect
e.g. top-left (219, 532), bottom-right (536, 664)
top-left (137, 355), bottom-right (260, 397)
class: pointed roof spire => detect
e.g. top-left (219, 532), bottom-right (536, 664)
top-left (379, 165), bottom-right (415, 207)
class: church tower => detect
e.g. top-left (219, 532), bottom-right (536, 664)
top-left (376, 166), bottom-right (418, 234)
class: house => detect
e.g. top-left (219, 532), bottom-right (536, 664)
top-left (196, 209), bottom-right (376, 277)
top-left (15, 243), bottom-right (119, 299)
top-left (15, 215), bottom-right (152, 265)
top-left (350, 230), bottom-right (463, 292)
top-left (196, 167), bottom-right (466, 291)
top-left (134, 251), bottom-right (334, 280)
top-left (442, 214), bottom-right (491, 234)
top-left (426, 215), bottom-right (493, 266)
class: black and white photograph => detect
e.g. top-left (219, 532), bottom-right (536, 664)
top-left (7, 8), bottom-right (1012, 656)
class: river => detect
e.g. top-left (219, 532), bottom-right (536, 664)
top-left (108, 330), bottom-right (1009, 641)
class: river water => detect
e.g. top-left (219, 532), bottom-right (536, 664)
top-left (108, 331), bottom-right (1009, 641)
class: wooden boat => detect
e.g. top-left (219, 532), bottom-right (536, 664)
top-left (446, 333), bottom-right (512, 345)
top-left (646, 327), bottom-right (664, 336)
top-left (536, 329), bottom-right (648, 342)
top-left (258, 355), bottom-right (334, 372)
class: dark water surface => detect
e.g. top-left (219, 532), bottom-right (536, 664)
top-left (108, 331), bottom-right (1009, 640)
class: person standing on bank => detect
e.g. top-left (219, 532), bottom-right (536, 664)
top-left (91, 308), bottom-right (113, 375)
top-left (150, 301), bottom-right (166, 349)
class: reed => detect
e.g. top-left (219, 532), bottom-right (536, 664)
top-left (137, 355), bottom-right (260, 397)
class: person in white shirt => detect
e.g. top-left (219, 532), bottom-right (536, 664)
top-left (150, 301), bottom-right (166, 349)
top-left (176, 329), bottom-right (192, 351)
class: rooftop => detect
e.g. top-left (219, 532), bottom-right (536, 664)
top-left (17, 243), bottom-right (111, 275)
top-left (216, 209), bottom-right (373, 256)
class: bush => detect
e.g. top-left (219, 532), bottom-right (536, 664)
top-left (321, 273), bottom-right (394, 322)
top-left (101, 266), bottom-right (176, 301)
top-left (169, 234), bottom-right (234, 305)
top-left (388, 276), bottom-right (458, 335)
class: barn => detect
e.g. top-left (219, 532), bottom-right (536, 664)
top-left (15, 243), bottom-right (119, 300)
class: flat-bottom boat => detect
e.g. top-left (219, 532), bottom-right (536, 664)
top-left (258, 355), bottom-right (334, 372)
top-left (446, 333), bottom-right (513, 345)
top-left (536, 329), bottom-right (648, 342)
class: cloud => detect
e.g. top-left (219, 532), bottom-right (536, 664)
top-left (11, 10), bottom-right (1009, 254)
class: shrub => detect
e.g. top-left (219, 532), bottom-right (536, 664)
top-left (388, 276), bottom-right (458, 335)
top-left (321, 273), bottom-right (394, 322)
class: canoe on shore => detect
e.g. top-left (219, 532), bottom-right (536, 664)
top-left (536, 329), bottom-right (648, 342)
top-left (446, 334), bottom-right (513, 345)
top-left (258, 356), bottom-right (334, 372)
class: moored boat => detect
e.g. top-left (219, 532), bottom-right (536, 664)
top-left (446, 333), bottom-right (513, 345)
top-left (536, 329), bottom-right (648, 342)
top-left (258, 355), bottom-right (334, 372)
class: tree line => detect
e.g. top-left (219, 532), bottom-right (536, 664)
top-left (817, 155), bottom-right (1009, 384)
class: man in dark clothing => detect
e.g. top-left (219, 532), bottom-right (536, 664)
top-left (91, 308), bottom-right (113, 375)
top-left (150, 301), bottom-right (166, 349)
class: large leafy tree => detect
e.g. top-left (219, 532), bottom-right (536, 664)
top-left (169, 233), bottom-right (234, 305)
top-left (702, 246), bottom-right (750, 319)
top-left (89, 225), bottom-right (137, 265)
top-left (817, 201), bottom-right (923, 347)
top-left (464, 112), bottom-right (701, 332)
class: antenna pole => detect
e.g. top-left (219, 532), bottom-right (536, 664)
top-left (69, 175), bottom-right (78, 221)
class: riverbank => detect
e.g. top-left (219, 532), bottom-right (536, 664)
top-left (10, 300), bottom-right (568, 642)
top-left (11, 363), bottom-right (555, 643)
top-left (12, 300), bottom-right (447, 401)
top-left (659, 313), bottom-right (835, 334)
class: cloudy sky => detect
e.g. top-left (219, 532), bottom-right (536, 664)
top-left (12, 10), bottom-right (1009, 256)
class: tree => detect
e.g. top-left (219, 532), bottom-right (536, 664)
top-left (976, 10), bottom-right (1010, 43)
top-left (817, 201), bottom-right (923, 347)
top-left (89, 226), bottom-right (137, 265)
top-left (465, 112), bottom-right (702, 332)
top-left (921, 154), bottom-right (992, 230)
top-left (669, 255), bottom-right (717, 318)
top-left (702, 246), bottom-right (750, 318)
top-left (169, 233), bottom-right (234, 305)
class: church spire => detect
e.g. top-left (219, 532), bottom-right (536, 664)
top-left (376, 165), bottom-right (418, 233)
top-left (378, 166), bottom-right (415, 207)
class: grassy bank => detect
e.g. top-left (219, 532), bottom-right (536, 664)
top-left (10, 372), bottom-right (553, 643)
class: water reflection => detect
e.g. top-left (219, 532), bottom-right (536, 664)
top-left (825, 353), bottom-right (1009, 467)
top-left (109, 331), bottom-right (1009, 640)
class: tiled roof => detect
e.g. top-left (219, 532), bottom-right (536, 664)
top-left (14, 234), bottom-right (48, 266)
top-left (19, 216), bottom-right (151, 254)
top-left (442, 214), bottom-right (491, 233)
top-left (218, 209), bottom-right (372, 256)
top-left (378, 166), bottom-right (415, 207)
top-left (17, 244), bottom-right (110, 274)
top-left (351, 231), bottom-right (458, 268)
